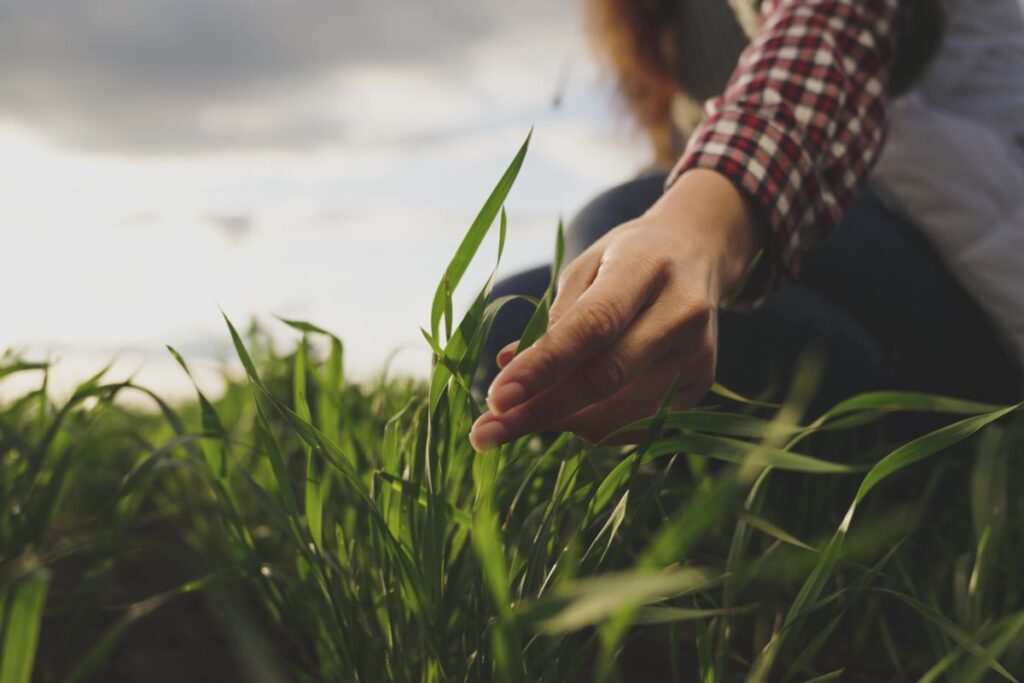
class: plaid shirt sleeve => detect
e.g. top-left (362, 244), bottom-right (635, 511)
top-left (667, 0), bottom-right (900, 288)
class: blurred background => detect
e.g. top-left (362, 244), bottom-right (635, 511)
top-left (0, 0), bottom-right (649, 396)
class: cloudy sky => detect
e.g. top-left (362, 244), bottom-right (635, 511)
top-left (0, 0), bottom-right (651, 396)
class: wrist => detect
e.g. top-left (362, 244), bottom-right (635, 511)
top-left (647, 168), bottom-right (763, 302)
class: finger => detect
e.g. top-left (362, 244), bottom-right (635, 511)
top-left (486, 255), bottom-right (663, 415)
top-left (496, 341), bottom-right (518, 369)
top-left (469, 410), bottom-right (504, 452)
top-left (557, 351), bottom-right (715, 444)
top-left (548, 250), bottom-right (600, 328)
top-left (469, 346), bottom-right (712, 453)
top-left (492, 254), bottom-right (598, 379)
top-left (485, 296), bottom-right (712, 440)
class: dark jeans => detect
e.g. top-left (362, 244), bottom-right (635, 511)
top-left (480, 173), bottom-right (1021, 411)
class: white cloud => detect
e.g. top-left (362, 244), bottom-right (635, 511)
top-left (0, 0), bottom-right (652, 396)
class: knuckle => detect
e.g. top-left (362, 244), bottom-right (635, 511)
top-left (685, 300), bottom-right (714, 327)
top-left (577, 301), bottom-right (621, 348)
top-left (645, 253), bottom-right (675, 280)
top-left (522, 345), bottom-right (558, 386)
top-left (557, 259), bottom-right (586, 291)
top-left (586, 354), bottom-right (629, 398)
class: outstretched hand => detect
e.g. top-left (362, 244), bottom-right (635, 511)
top-left (469, 169), bottom-right (761, 451)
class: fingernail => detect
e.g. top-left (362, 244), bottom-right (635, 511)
top-left (470, 418), bottom-right (510, 452)
top-left (496, 348), bottom-right (515, 368)
top-left (487, 381), bottom-right (527, 415)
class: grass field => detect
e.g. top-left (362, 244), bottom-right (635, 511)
top-left (3, 135), bottom-right (1024, 682)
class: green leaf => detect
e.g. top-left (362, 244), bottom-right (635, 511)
top-left (642, 433), bottom-right (862, 474)
top-left (0, 568), bottom-right (49, 683)
top-left (516, 220), bottom-right (564, 356)
top-left (517, 567), bottom-right (717, 633)
top-left (852, 404), bottom-right (1020, 510)
top-left (431, 130), bottom-right (531, 341)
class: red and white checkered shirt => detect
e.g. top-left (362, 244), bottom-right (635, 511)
top-left (668, 0), bottom-right (900, 284)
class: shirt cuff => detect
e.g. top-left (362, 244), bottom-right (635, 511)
top-left (670, 105), bottom-right (847, 274)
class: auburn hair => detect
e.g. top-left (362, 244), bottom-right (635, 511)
top-left (586, 0), bottom-right (679, 166)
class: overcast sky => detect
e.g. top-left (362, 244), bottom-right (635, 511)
top-left (0, 0), bottom-right (650, 397)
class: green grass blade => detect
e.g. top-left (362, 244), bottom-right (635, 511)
top-left (472, 508), bottom-right (525, 682)
top-left (293, 336), bottom-right (324, 550)
top-left (852, 404), bottom-right (1020, 510)
top-left (517, 567), bottom-right (717, 633)
top-left (431, 131), bottom-right (531, 341)
top-left (0, 568), bottom-right (49, 683)
top-left (642, 433), bottom-right (862, 474)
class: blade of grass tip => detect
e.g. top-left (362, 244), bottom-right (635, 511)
top-left (709, 382), bottom-right (779, 408)
top-left (445, 208), bottom-right (510, 392)
top-left (167, 345), bottom-right (227, 477)
top-left (431, 130), bottom-right (532, 341)
top-left (851, 403), bottom-right (1021, 514)
top-left (223, 312), bottom-right (263, 386)
top-left (276, 317), bottom-right (339, 338)
top-left (0, 567), bottom-right (49, 683)
top-left (318, 337), bottom-right (344, 442)
top-left (818, 391), bottom-right (1007, 422)
top-left (579, 491), bottom-right (629, 570)
top-left (738, 511), bottom-right (816, 553)
top-left (787, 391), bottom-right (1011, 449)
top-left (802, 670), bottom-right (844, 683)
top-left (0, 361), bottom-right (48, 383)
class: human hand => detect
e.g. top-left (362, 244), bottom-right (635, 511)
top-left (469, 169), bottom-right (761, 450)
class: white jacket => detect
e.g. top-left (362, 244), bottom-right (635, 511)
top-left (872, 0), bottom-right (1024, 370)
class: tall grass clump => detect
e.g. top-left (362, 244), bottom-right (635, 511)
top-left (3, 133), bottom-right (1024, 681)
